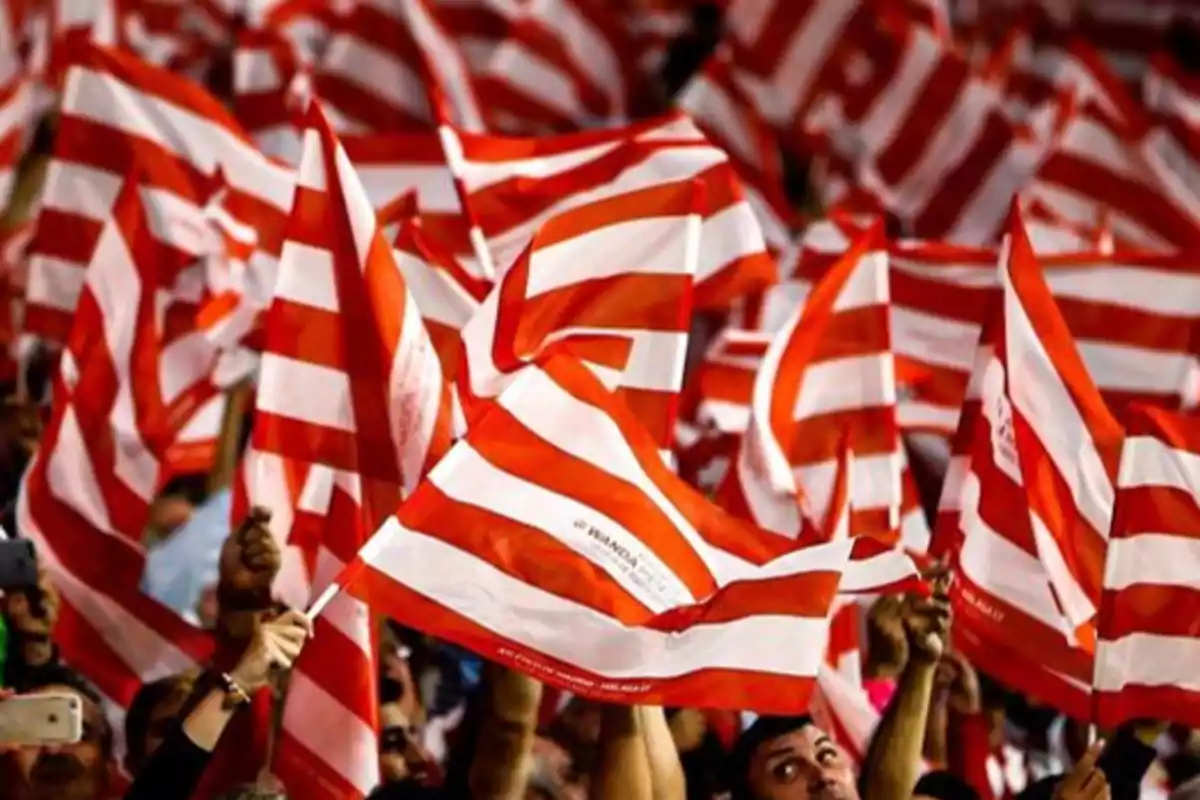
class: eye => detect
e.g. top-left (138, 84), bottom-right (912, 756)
top-left (818, 747), bottom-right (839, 766)
top-left (770, 758), bottom-right (801, 783)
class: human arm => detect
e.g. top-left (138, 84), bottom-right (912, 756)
top-left (2, 567), bottom-right (61, 685)
top-left (214, 507), bottom-right (281, 668)
top-left (589, 705), bottom-right (654, 800)
top-left (467, 664), bottom-right (542, 799)
top-left (859, 577), bottom-right (952, 800)
top-left (123, 610), bottom-right (312, 800)
top-left (638, 707), bottom-right (686, 800)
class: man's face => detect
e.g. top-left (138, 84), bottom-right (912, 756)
top-left (6, 685), bottom-right (110, 800)
top-left (379, 702), bottom-right (438, 787)
top-left (746, 724), bottom-right (859, 800)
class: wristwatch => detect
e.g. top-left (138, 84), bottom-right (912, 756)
top-left (216, 672), bottom-right (252, 711)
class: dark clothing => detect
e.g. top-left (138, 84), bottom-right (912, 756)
top-left (122, 723), bottom-right (212, 800)
top-left (1017, 726), bottom-right (1159, 800)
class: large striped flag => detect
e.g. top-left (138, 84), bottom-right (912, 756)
top-left (16, 173), bottom-right (214, 754)
top-left (1094, 405), bottom-right (1200, 728)
top-left (945, 209), bottom-right (1123, 720)
top-left (253, 99), bottom-right (456, 522)
top-left (330, 352), bottom-right (920, 713)
top-left (719, 222), bottom-right (928, 550)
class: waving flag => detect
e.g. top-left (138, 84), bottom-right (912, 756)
top-left (254, 100), bottom-right (455, 522)
top-left (331, 352), bottom-right (919, 713)
top-left (944, 209), bottom-right (1123, 720)
top-left (1094, 406), bottom-right (1200, 728)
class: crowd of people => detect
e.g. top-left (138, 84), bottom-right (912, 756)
top-left (2, 489), bottom-right (1198, 799)
top-left (1, 0), bottom-right (1200, 799)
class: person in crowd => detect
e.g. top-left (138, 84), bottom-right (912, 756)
top-left (378, 677), bottom-right (440, 790)
top-left (122, 669), bottom-right (203, 776)
top-left (0, 663), bottom-right (117, 800)
top-left (122, 609), bottom-right (313, 799)
top-left (726, 572), bottom-right (951, 800)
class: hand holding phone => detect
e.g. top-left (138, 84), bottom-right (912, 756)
top-left (0, 692), bottom-right (83, 746)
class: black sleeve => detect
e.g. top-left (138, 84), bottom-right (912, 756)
top-left (122, 723), bottom-right (214, 800)
top-left (1097, 726), bottom-right (1158, 800)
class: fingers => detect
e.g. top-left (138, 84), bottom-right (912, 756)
top-left (274, 609), bottom-right (315, 638)
top-left (1062, 741), bottom-right (1106, 791)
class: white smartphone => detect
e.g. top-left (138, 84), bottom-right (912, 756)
top-left (0, 693), bottom-right (84, 746)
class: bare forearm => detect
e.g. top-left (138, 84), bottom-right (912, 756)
top-left (861, 660), bottom-right (936, 800)
top-left (638, 707), bottom-right (686, 800)
top-left (468, 665), bottom-right (541, 799)
top-left (590, 705), bottom-right (653, 800)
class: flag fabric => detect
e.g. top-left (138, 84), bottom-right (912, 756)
top-left (719, 222), bottom-right (925, 548)
top-left (16, 173), bottom-right (214, 752)
top-left (253, 99), bottom-right (455, 525)
top-left (1094, 405), bottom-right (1200, 729)
top-left (333, 352), bottom-right (920, 713)
top-left (457, 177), bottom-right (703, 446)
top-left (23, 43), bottom-right (294, 348)
top-left (274, 471), bottom-right (380, 800)
top-left (943, 209), bottom-right (1124, 721)
top-left (475, 0), bottom-right (646, 134)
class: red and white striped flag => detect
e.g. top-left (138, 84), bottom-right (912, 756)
top-left (274, 470), bottom-right (380, 800)
top-left (719, 222), bottom-right (929, 550)
top-left (16, 173), bottom-right (214, 751)
top-left (476, 0), bottom-right (646, 134)
top-left (331, 351), bottom-right (920, 713)
top-left (677, 46), bottom-right (794, 258)
top-left (254, 99), bottom-right (456, 524)
top-left (1029, 97), bottom-right (1200, 251)
top-left (1094, 405), bottom-right (1200, 728)
top-left (23, 43), bottom-right (294, 348)
top-left (314, 0), bottom-right (482, 133)
top-left (389, 219), bottom-right (484, 376)
top-left (458, 178), bottom-right (702, 447)
top-left (945, 210), bottom-right (1123, 720)
top-left (0, 49), bottom-right (34, 215)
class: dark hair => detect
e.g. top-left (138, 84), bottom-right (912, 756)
top-left (124, 672), bottom-right (199, 771)
top-left (726, 715), bottom-right (814, 800)
top-left (1017, 776), bottom-right (1061, 800)
top-left (913, 770), bottom-right (981, 800)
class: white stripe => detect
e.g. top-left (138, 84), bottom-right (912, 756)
top-left (282, 672), bottom-right (379, 794)
top-left (275, 241), bottom-right (338, 310)
top-left (363, 519), bottom-right (830, 679)
top-left (1005, 266), bottom-right (1114, 538)
top-left (354, 163), bottom-right (459, 215)
top-left (792, 354), bottom-right (895, 420)
top-left (1104, 534), bottom-right (1200, 591)
top-left (1076, 341), bottom-right (1197, 397)
top-left (26, 255), bottom-right (89, 312)
top-left (528, 215), bottom-right (693, 297)
top-left (258, 354), bottom-right (356, 432)
top-left (1095, 632), bottom-right (1200, 693)
top-left (697, 200), bottom-right (768, 285)
top-left (1119, 435), bottom-right (1200, 492)
top-left (388, 302), bottom-right (446, 495)
top-left (772, 0), bottom-right (858, 120)
top-left (430, 442), bottom-right (696, 612)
